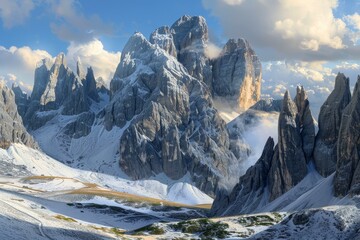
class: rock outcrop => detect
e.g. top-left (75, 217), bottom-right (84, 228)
top-left (212, 39), bottom-right (262, 110)
top-left (0, 82), bottom-right (37, 149)
top-left (334, 76), bottom-right (360, 197)
top-left (314, 73), bottom-right (351, 177)
top-left (149, 15), bottom-right (261, 111)
top-left (103, 32), bottom-right (239, 196)
top-left (211, 88), bottom-right (315, 215)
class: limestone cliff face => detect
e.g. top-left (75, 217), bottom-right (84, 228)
top-left (0, 82), bottom-right (37, 149)
top-left (212, 39), bottom-right (261, 110)
top-left (104, 32), bottom-right (239, 196)
top-left (267, 89), bottom-right (310, 201)
top-left (314, 73), bottom-right (351, 177)
top-left (149, 15), bottom-right (261, 111)
top-left (334, 76), bottom-right (360, 197)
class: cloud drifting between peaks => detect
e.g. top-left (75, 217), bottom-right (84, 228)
top-left (202, 0), bottom-right (360, 62)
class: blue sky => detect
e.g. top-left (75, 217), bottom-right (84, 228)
top-left (0, 0), bottom-right (360, 116)
top-left (0, 0), bottom-right (223, 55)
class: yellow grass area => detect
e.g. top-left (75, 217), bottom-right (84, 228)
top-left (0, 181), bottom-right (45, 193)
top-left (22, 175), bottom-right (98, 188)
top-left (69, 187), bottom-right (211, 209)
top-left (54, 214), bottom-right (77, 222)
top-left (22, 175), bottom-right (75, 181)
top-left (21, 175), bottom-right (212, 210)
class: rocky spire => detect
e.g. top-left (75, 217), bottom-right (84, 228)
top-left (294, 86), bottom-right (315, 162)
top-left (268, 90), bottom-right (308, 201)
top-left (31, 58), bottom-right (51, 102)
top-left (334, 75), bottom-right (360, 197)
top-left (83, 67), bottom-right (100, 102)
top-left (314, 73), bottom-right (351, 177)
top-left (76, 58), bottom-right (84, 79)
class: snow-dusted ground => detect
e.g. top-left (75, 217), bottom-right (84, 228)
top-left (2, 143), bottom-right (212, 205)
top-left (0, 143), bottom-right (213, 239)
top-left (1, 143), bottom-right (360, 239)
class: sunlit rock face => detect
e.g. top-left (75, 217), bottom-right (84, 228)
top-left (212, 38), bottom-right (262, 110)
top-left (149, 15), bottom-right (262, 112)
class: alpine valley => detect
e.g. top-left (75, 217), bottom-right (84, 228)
top-left (1, 15), bottom-right (360, 240)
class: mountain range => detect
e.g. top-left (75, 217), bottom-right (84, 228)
top-left (1, 15), bottom-right (360, 239)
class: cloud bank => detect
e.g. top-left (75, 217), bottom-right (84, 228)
top-left (202, 0), bottom-right (360, 62)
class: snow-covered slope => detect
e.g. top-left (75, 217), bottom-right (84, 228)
top-left (1, 143), bottom-right (212, 205)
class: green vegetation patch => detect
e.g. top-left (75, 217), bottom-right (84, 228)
top-left (171, 218), bottom-right (229, 239)
top-left (238, 213), bottom-right (283, 227)
top-left (134, 224), bottom-right (165, 235)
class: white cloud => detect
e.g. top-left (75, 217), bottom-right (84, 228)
top-left (345, 13), bottom-right (360, 31)
top-left (261, 59), bottom-right (360, 117)
top-left (261, 61), bottom-right (338, 117)
top-left (202, 0), bottom-right (357, 61)
top-left (0, 45), bottom-right (53, 90)
top-left (49, 0), bottom-right (113, 43)
top-left (66, 39), bottom-right (121, 84)
top-left (204, 42), bottom-right (222, 59)
top-left (0, 0), bottom-right (34, 28)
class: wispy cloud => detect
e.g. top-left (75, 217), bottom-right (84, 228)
top-left (0, 0), bottom-right (35, 28)
top-left (49, 0), bottom-right (113, 43)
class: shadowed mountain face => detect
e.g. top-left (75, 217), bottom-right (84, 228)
top-left (314, 73), bottom-right (351, 177)
top-left (211, 72), bottom-right (360, 217)
top-left (0, 82), bottom-right (37, 149)
top-left (334, 76), bottom-right (360, 197)
top-left (211, 87), bottom-right (315, 216)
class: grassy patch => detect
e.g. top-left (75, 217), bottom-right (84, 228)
top-left (134, 225), bottom-right (165, 235)
top-left (238, 213), bottom-right (283, 227)
top-left (171, 218), bottom-right (229, 239)
top-left (54, 215), bottom-right (77, 222)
